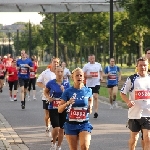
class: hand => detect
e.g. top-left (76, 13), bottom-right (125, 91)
top-left (24, 64), bottom-right (30, 68)
top-left (11, 72), bottom-right (14, 75)
top-left (47, 97), bottom-right (54, 102)
top-left (87, 106), bottom-right (92, 114)
top-left (127, 100), bottom-right (135, 108)
top-left (60, 85), bottom-right (64, 92)
top-left (67, 98), bottom-right (75, 105)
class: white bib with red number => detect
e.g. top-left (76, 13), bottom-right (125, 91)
top-left (20, 68), bottom-right (27, 75)
top-left (69, 107), bottom-right (87, 122)
top-left (135, 90), bottom-right (150, 100)
top-left (30, 72), bottom-right (35, 78)
top-left (52, 98), bottom-right (61, 109)
top-left (90, 72), bottom-right (98, 77)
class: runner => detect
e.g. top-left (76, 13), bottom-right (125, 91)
top-left (104, 58), bottom-right (121, 109)
top-left (17, 50), bottom-right (33, 109)
top-left (7, 59), bottom-right (18, 101)
top-left (61, 62), bottom-right (71, 83)
top-left (120, 57), bottom-right (150, 150)
top-left (3, 53), bottom-right (13, 84)
top-left (0, 58), bottom-right (5, 93)
top-left (82, 54), bottom-right (103, 118)
top-left (37, 58), bottom-right (60, 135)
top-left (44, 66), bottom-right (70, 150)
top-left (58, 67), bottom-right (93, 150)
top-left (28, 57), bottom-right (38, 101)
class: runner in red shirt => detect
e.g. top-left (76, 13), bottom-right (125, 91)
top-left (7, 59), bottom-right (18, 101)
top-left (0, 58), bottom-right (5, 93)
top-left (28, 58), bottom-right (38, 100)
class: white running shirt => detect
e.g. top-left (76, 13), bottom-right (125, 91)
top-left (121, 74), bottom-right (150, 119)
top-left (63, 67), bottom-right (71, 82)
top-left (37, 69), bottom-right (56, 100)
top-left (82, 62), bottom-right (102, 87)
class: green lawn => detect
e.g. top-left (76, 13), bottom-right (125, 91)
top-left (100, 86), bottom-right (123, 102)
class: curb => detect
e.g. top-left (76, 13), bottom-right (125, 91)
top-left (0, 113), bottom-right (29, 150)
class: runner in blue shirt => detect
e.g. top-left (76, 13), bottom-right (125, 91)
top-left (104, 58), bottom-right (121, 109)
top-left (58, 67), bottom-right (93, 150)
top-left (17, 50), bottom-right (33, 109)
top-left (44, 66), bottom-right (70, 150)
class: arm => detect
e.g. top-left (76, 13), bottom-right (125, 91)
top-left (44, 88), bottom-right (53, 102)
top-left (120, 92), bottom-right (134, 108)
top-left (58, 98), bottom-right (75, 113)
top-left (36, 82), bottom-right (46, 88)
top-left (88, 97), bottom-right (93, 114)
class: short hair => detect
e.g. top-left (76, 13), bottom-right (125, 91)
top-left (89, 54), bottom-right (95, 57)
top-left (136, 57), bottom-right (148, 66)
top-left (145, 47), bottom-right (150, 54)
top-left (72, 67), bottom-right (83, 74)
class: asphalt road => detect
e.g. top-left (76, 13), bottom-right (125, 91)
top-left (0, 85), bottom-right (143, 150)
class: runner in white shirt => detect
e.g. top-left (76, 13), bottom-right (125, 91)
top-left (37, 58), bottom-right (60, 135)
top-left (120, 57), bottom-right (150, 150)
top-left (83, 54), bottom-right (103, 118)
top-left (61, 62), bottom-right (71, 83)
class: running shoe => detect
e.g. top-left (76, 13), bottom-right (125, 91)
top-left (28, 95), bottom-right (31, 101)
top-left (21, 101), bottom-right (25, 109)
top-left (10, 97), bottom-right (14, 101)
top-left (110, 104), bottom-right (113, 109)
top-left (56, 146), bottom-right (61, 150)
top-left (14, 98), bottom-right (17, 101)
top-left (50, 143), bottom-right (56, 150)
top-left (94, 112), bottom-right (98, 118)
top-left (113, 101), bottom-right (118, 108)
top-left (33, 96), bottom-right (37, 100)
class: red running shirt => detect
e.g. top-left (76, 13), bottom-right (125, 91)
top-left (4, 58), bottom-right (13, 69)
top-left (7, 66), bottom-right (18, 81)
top-left (0, 64), bottom-right (4, 76)
top-left (30, 62), bottom-right (38, 78)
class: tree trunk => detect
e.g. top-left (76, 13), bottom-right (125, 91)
top-left (139, 31), bottom-right (143, 57)
top-left (63, 45), bottom-right (68, 66)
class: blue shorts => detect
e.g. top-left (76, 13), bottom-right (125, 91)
top-left (64, 121), bottom-right (93, 135)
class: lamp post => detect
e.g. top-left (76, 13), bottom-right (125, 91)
top-left (109, 0), bottom-right (114, 59)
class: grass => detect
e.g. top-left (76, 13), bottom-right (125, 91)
top-left (100, 86), bottom-right (123, 102)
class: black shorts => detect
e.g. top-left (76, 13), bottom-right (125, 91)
top-left (18, 78), bottom-right (29, 88)
top-left (88, 85), bottom-right (100, 94)
top-left (107, 85), bottom-right (118, 88)
top-left (43, 100), bottom-right (49, 110)
top-left (0, 76), bottom-right (4, 80)
top-left (8, 80), bottom-right (18, 91)
top-left (49, 109), bottom-right (67, 128)
top-left (128, 117), bottom-right (150, 132)
top-left (28, 78), bottom-right (36, 91)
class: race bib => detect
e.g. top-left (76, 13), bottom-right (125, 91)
top-left (69, 107), bottom-right (87, 121)
top-left (53, 99), bottom-right (61, 109)
top-left (30, 72), bottom-right (35, 78)
top-left (135, 90), bottom-right (150, 100)
top-left (108, 74), bottom-right (117, 80)
top-left (90, 72), bottom-right (98, 77)
top-left (20, 68), bottom-right (28, 75)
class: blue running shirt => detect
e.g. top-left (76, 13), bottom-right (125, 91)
top-left (46, 79), bottom-right (70, 109)
top-left (61, 86), bottom-right (92, 122)
top-left (17, 58), bottom-right (33, 79)
top-left (104, 65), bottom-right (120, 86)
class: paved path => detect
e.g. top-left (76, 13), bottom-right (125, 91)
top-left (0, 85), bottom-right (143, 150)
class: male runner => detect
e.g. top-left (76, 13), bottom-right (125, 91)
top-left (17, 50), bottom-right (33, 109)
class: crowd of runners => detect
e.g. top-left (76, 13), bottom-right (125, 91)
top-left (0, 47), bottom-right (150, 150)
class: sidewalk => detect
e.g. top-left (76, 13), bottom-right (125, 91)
top-left (0, 113), bottom-right (29, 150)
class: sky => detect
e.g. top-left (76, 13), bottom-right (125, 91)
top-left (0, 12), bottom-right (43, 25)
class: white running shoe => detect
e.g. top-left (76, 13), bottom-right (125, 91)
top-left (10, 97), bottom-right (14, 101)
top-left (50, 143), bottom-right (56, 150)
top-left (28, 96), bottom-right (31, 101)
top-left (110, 104), bottom-right (113, 109)
top-left (113, 101), bottom-right (118, 108)
top-left (33, 96), bottom-right (37, 100)
top-left (56, 146), bottom-right (61, 150)
top-left (14, 98), bottom-right (17, 101)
